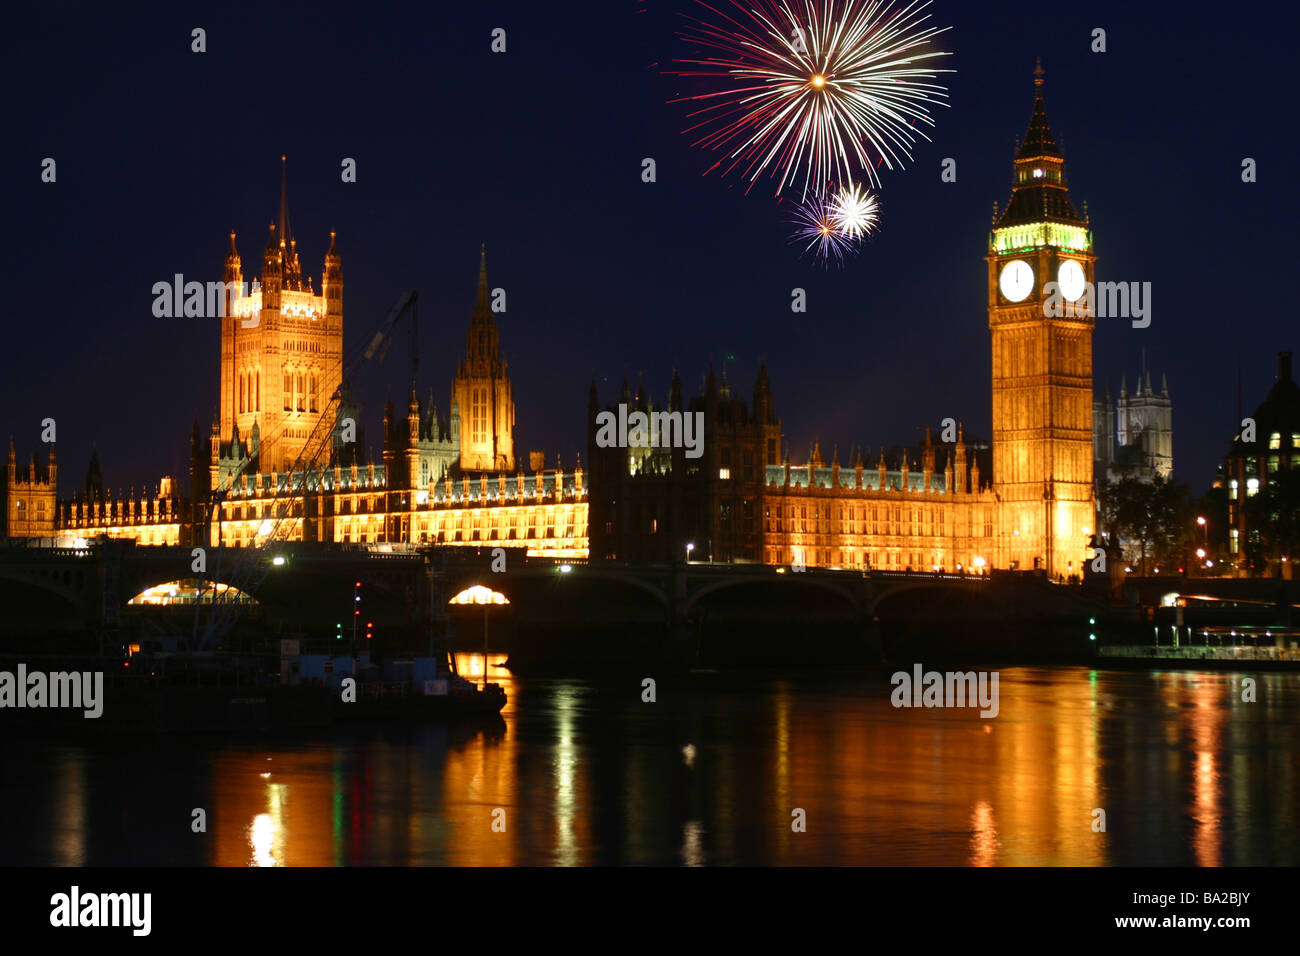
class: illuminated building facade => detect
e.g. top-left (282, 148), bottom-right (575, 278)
top-left (3, 441), bottom-right (59, 539)
top-left (220, 158), bottom-right (345, 478)
top-left (452, 247), bottom-right (516, 473)
top-left (1225, 351), bottom-right (1300, 571)
top-left (589, 63), bottom-right (1094, 577)
top-left (987, 61), bottom-right (1096, 576)
top-left (9, 66), bottom-right (1096, 577)
top-left (26, 165), bottom-right (587, 559)
top-left (587, 367), bottom-right (1001, 572)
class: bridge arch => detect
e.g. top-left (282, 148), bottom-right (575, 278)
top-left (868, 578), bottom-right (986, 617)
top-left (576, 569), bottom-right (671, 611)
top-left (0, 569), bottom-right (84, 610)
top-left (125, 579), bottom-right (258, 607)
top-left (685, 574), bottom-right (862, 618)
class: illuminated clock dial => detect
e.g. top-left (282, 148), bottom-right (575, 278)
top-left (999, 259), bottom-right (1034, 302)
top-left (1058, 259), bottom-right (1086, 301)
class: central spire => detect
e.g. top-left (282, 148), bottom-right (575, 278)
top-left (279, 155), bottom-right (292, 245)
top-left (277, 155), bottom-right (304, 290)
top-left (1017, 58), bottom-right (1061, 160)
top-left (994, 59), bottom-right (1085, 231)
top-left (464, 244), bottom-right (502, 371)
top-left (472, 242), bottom-right (492, 323)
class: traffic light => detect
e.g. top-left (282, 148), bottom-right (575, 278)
top-left (365, 621), bottom-right (373, 640)
top-left (335, 622), bottom-right (342, 640)
top-left (1088, 617), bottom-right (1097, 641)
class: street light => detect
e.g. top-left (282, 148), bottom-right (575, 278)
top-left (685, 542), bottom-right (695, 563)
top-left (1195, 516), bottom-right (1209, 576)
top-left (448, 585), bottom-right (510, 689)
top-left (352, 581), bottom-right (362, 669)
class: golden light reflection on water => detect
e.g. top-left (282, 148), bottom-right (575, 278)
top-left (1188, 680), bottom-right (1224, 867)
top-left (248, 782), bottom-right (286, 866)
top-left (51, 751), bottom-right (86, 867)
top-left (970, 801), bottom-right (1000, 866)
top-left (186, 666), bottom-right (1299, 866)
top-left (250, 813), bottom-right (276, 866)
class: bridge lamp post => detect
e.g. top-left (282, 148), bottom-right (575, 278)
top-left (449, 585), bottom-right (510, 689)
top-left (685, 542), bottom-right (695, 564)
top-left (1196, 516), bottom-right (1208, 574)
top-left (352, 581), bottom-right (361, 673)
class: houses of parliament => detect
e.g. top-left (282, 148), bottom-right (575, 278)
top-left (5, 66), bottom-right (1103, 580)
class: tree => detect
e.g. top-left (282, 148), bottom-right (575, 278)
top-left (1100, 474), bottom-right (1193, 574)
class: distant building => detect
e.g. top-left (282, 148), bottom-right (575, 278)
top-left (1094, 359), bottom-right (1173, 483)
top-left (2, 441), bottom-right (57, 538)
top-left (1225, 351), bottom-right (1300, 567)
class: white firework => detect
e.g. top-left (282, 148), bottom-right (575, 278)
top-left (674, 0), bottom-right (954, 196)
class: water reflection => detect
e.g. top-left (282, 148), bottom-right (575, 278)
top-left (969, 801), bottom-right (999, 866)
top-left (1, 666), bottom-right (1297, 866)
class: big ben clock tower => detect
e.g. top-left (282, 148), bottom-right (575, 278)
top-left (988, 60), bottom-right (1097, 577)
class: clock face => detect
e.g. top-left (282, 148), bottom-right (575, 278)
top-left (999, 259), bottom-right (1034, 302)
top-left (1058, 260), bottom-right (1086, 301)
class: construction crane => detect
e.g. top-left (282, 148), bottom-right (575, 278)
top-left (190, 291), bottom-right (420, 652)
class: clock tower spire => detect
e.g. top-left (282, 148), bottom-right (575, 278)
top-left (987, 61), bottom-right (1097, 578)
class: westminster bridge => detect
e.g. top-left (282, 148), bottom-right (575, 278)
top-left (25, 538), bottom-right (1253, 665)
top-left (0, 541), bottom-right (1013, 639)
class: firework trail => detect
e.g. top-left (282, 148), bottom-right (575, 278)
top-left (672, 0), bottom-right (953, 197)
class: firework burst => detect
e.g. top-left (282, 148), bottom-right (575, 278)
top-left (672, 0), bottom-right (953, 197)
top-left (830, 181), bottom-right (880, 240)
top-left (786, 182), bottom-right (879, 266)
top-left (787, 192), bottom-right (852, 265)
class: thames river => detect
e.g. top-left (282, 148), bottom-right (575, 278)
top-left (3, 660), bottom-right (1297, 866)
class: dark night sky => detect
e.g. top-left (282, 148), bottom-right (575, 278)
top-left (3, 0), bottom-right (1294, 498)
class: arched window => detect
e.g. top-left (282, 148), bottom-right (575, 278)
top-left (283, 371), bottom-right (292, 411)
top-left (296, 374), bottom-right (304, 412)
top-left (255, 370), bottom-right (260, 412)
top-left (238, 372), bottom-right (245, 414)
top-left (308, 373), bottom-right (317, 412)
top-left (471, 387), bottom-right (488, 444)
